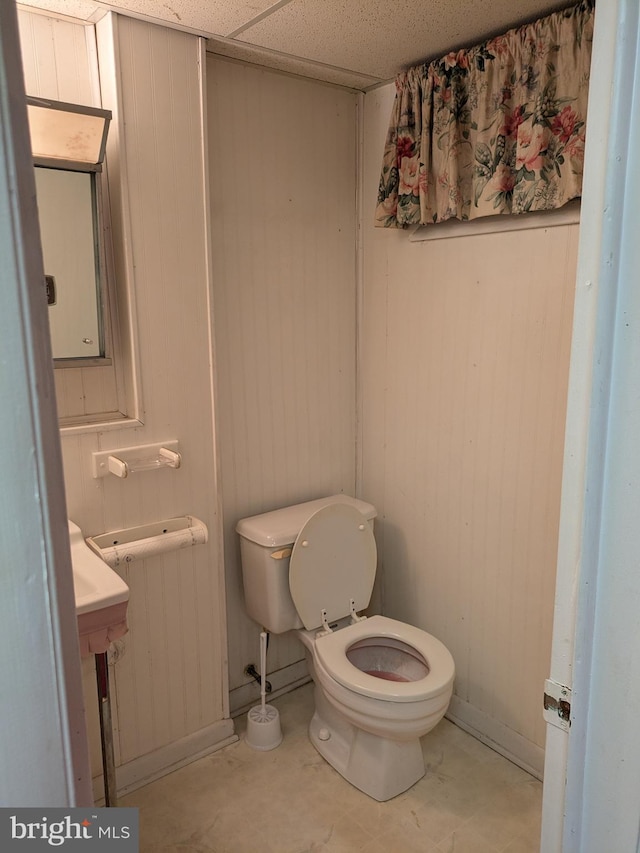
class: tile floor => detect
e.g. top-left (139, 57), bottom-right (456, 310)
top-left (122, 684), bottom-right (542, 853)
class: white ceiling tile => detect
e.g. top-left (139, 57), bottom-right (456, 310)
top-left (236, 0), bottom-right (572, 80)
top-left (92, 0), bottom-right (284, 36)
top-left (20, 0), bottom-right (578, 88)
top-left (18, 0), bottom-right (102, 21)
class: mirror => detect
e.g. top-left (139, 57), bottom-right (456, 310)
top-left (27, 96), bottom-right (111, 364)
top-left (34, 166), bottom-right (103, 359)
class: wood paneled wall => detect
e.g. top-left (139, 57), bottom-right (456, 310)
top-left (18, 9), bottom-right (99, 105)
top-left (361, 84), bottom-right (578, 776)
top-left (20, 7), bottom-right (577, 788)
top-left (19, 9), bottom-right (233, 795)
top-left (207, 56), bottom-right (358, 705)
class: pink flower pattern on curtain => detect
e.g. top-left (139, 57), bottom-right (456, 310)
top-left (375, 1), bottom-right (595, 228)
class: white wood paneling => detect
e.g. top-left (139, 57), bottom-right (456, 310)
top-left (207, 56), bottom-right (358, 700)
top-left (92, 15), bottom-right (229, 768)
top-left (19, 6), bottom-right (575, 788)
top-left (26, 13), bottom-right (233, 790)
top-left (18, 8), bottom-right (100, 106)
top-left (361, 84), bottom-right (578, 775)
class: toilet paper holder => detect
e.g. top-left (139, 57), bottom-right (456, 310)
top-left (86, 515), bottom-right (208, 568)
top-left (91, 441), bottom-right (181, 479)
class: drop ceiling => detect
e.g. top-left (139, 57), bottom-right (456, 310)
top-left (18, 0), bottom-right (574, 89)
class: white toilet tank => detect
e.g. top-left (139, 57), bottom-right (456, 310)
top-left (236, 494), bottom-right (377, 634)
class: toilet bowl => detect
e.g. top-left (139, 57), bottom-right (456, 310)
top-left (297, 615), bottom-right (454, 799)
top-left (237, 495), bottom-right (455, 801)
top-left (306, 615), bottom-right (454, 737)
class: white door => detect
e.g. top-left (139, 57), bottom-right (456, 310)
top-left (541, 1), bottom-right (640, 849)
top-left (0, 1), bottom-right (91, 805)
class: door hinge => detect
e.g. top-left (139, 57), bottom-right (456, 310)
top-left (543, 679), bottom-right (571, 731)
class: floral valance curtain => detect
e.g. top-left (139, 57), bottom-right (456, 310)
top-left (375, 0), bottom-right (595, 228)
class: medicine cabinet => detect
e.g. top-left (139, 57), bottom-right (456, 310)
top-left (27, 96), bottom-right (113, 364)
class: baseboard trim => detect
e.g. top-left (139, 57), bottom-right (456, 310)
top-left (92, 679), bottom-right (543, 802)
top-left (230, 658), bottom-right (311, 717)
top-left (447, 695), bottom-right (544, 780)
top-left (92, 717), bottom-right (237, 803)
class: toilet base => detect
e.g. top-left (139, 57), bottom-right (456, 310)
top-left (308, 686), bottom-right (425, 801)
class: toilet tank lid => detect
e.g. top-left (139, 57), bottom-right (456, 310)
top-left (236, 494), bottom-right (377, 548)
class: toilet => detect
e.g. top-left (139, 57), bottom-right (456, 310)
top-left (236, 494), bottom-right (455, 801)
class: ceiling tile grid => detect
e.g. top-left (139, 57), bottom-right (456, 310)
top-left (235, 0), bottom-right (573, 80)
top-left (18, 0), bottom-right (101, 21)
top-left (94, 0), bottom-right (279, 34)
top-left (206, 34), bottom-right (380, 90)
top-left (18, 0), bottom-right (574, 89)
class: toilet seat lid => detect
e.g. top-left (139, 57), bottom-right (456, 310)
top-left (289, 502), bottom-right (377, 631)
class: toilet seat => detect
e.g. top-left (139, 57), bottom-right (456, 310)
top-left (289, 502), bottom-right (377, 631)
top-left (313, 615), bottom-right (455, 703)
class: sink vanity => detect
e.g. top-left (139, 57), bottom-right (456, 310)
top-left (67, 512), bottom-right (207, 805)
top-left (69, 520), bottom-right (129, 807)
top-left (69, 520), bottom-right (129, 655)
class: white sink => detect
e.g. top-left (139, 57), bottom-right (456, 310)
top-left (68, 520), bottom-right (129, 655)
